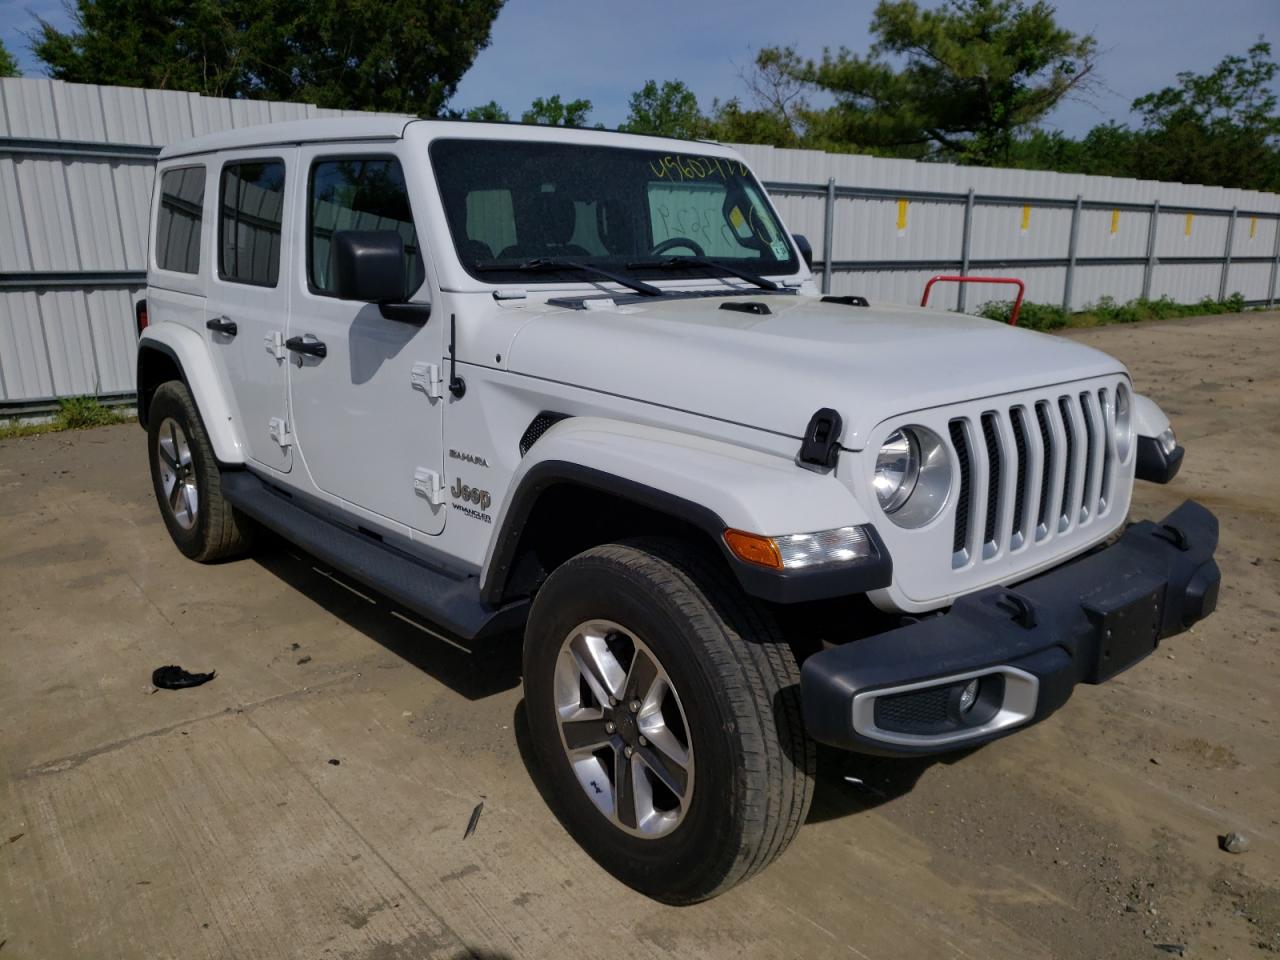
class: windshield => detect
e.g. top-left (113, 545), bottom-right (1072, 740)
top-left (430, 139), bottom-right (799, 284)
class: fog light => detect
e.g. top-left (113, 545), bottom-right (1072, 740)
top-left (958, 678), bottom-right (980, 713)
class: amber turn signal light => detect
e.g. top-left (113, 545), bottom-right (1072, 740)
top-left (723, 529), bottom-right (784, 570)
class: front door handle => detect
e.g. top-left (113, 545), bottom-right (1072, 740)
top-left (206, 316), bottom-right (238, 337)
top-left (285, 335), bottom-right (327, 359)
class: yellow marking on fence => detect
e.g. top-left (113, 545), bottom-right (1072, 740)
top-left (1020, 205), bottom-right (1031, 231)
top-left (896, 199), bottom-right (908, 231)
top-left (1110, 209), bottom-right (1120, 235)
top-left (1185, 213), bottom-right (1194, 237)
top-left (1250, 216), bottom-right (1258, 240)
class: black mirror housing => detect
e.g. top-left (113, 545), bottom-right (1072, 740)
top-left (332, 230), bottom-right (407, 303)
top-left (792, 233), bottom-right (814, 271)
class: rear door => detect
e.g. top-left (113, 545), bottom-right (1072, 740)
top-left (207, 151), bottom-right (295, 473)
top-left (286, 147), bottom-right (446, 535)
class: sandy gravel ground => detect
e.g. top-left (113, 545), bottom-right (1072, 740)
top-left (1, 312), bottom-right (1277, 959)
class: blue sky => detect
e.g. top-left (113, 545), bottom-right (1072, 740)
top-left (2, 0), bottom-right (1276, 135)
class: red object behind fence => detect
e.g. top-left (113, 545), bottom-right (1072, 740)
top-left (921, 275), bottom-right (1026, 326)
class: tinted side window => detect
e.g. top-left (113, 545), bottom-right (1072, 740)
top-left (309, 157), bottom-right (424, 299)
top-left (155, 166), bottom-right (205, 274)
top-left (219, 160), bottom-right (285, 286)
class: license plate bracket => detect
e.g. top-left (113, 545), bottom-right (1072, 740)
top-left (1083, 581), bottom-right (1164, 683)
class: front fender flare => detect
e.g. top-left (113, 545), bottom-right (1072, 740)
top-left (1133, 393), bottom-right (1171, 440)
top-left (480, 417), bottom-right (890, 605)
top-left (137, 325), bottom-right (246, 464)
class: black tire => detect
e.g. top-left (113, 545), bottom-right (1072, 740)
top-left (523, 538), bottom-right (815, 904)
top-left (147, 380), bottom-right (254, 562)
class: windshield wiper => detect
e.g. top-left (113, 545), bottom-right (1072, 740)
top-left (627, 256), bottom-right (779, 292)
top-left (475, 257), bottom-right (661, 297)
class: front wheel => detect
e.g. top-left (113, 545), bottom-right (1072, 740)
top-left (523, 539), bottom-right (814, 904)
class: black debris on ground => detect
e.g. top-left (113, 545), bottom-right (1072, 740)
top-left (463, 801), bottom-right (484, 839)
top-left (151, 665), bottom-right (216, 690)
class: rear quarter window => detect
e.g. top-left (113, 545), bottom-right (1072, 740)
top-left (219, 160), bottom-right (286, 287)
top-left (155, 166), bottom-right (205, 274)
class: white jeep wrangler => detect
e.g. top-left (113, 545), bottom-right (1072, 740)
top-left (136, 117), bottom-right (1220, 903)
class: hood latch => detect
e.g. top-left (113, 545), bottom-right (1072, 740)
top-left (797, 407), bottom-right (843, 472)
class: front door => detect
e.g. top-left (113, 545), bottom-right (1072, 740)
top-left (207, 150), bottom-right (295, 473)
top-left (286, 147), bottom-right (446, 536)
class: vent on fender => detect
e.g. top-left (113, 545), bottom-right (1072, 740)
top-left (519, 413), bottom-right (569, 456)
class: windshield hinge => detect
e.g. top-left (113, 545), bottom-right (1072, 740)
top-left (797, 407), bottom-right (843, 472)
top-left (492, 288), bottom-right (527, 301)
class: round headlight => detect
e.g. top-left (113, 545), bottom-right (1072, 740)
top-left (1114, 383), bottom-right (1133, 461)
top-left (874, 426), bottom-right (952, 528)
top-left (874, 429), bottom-right (919, 514)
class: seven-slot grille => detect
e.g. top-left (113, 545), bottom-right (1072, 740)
top-left (949, 387), bottom-right (1118, 567)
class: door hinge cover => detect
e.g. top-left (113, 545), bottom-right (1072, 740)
top-left (264, 331), bottom-right (286, 360)
top-left (268, 416), bottom-right (292, 449)
top-left (410, 361), bottom-right (444, 399)
top-left (413, 467), bottom-right (446, 505)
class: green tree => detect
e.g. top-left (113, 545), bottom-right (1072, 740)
top-left (32, 0), bottom-right (505, 115)
top-left (32, 1), bottom-right (242, 95)
top-left (1, 37), bottom-right (21, 77)
top-left (461, 100), bottom-right (510, 122)
top-left (1129, 40), bottom-right (1280, 190)
top-left (764, 0), bottom-right (1097, 163)
top-left (1006, 122), bottom-right (1141, 177)
top-left (521, 94), bottom-right (593, 127)
top-left (619, 79), bottom-right (706, 139)
top-left (705, 98), bottom-right (803, 147)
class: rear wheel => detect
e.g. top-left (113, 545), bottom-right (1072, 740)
top-left (523, 539), bottom-right (814, 904)
top-left (147, 380), bottom-right (253, 562)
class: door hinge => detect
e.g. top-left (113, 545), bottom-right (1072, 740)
top-left (264, 331), bottom-right (286, 360)
top-left (268, 416), bottom-right (292, 449)
top-left (413, 467), bottom-right (445, 505)
top-left (410, 361), bottom-right (444, 399)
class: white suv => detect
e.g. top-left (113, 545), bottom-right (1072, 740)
top-left (136, 117), bottom-right (1221, 903)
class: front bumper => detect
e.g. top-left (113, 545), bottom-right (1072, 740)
top-left (801, 500), bottom-right (1220, 756)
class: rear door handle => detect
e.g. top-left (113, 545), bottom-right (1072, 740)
top-left (206, 316), bottom-right (238, 337)
top-left (285, 335), bottom-right (327, 359)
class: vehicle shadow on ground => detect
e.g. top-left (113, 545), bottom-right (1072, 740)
top-left (252, 543), bottom-right (522, 702)
top-left (254, 540), bottom-right (961, 825)
top-left (803, 745), bottom-right (968, 824)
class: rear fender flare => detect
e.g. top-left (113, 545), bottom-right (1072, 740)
top-left (137, 325), bottom-right (246, 464)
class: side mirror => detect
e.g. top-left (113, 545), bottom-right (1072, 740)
top-left (331, 230), bottom-right (430, 324)
top-left (332, 230), bottom-right (406, 302)
top-left (792, 233), bottom-right (814, 271)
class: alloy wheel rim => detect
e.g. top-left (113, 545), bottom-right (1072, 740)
top-left (156, 417), bottom-right (198, 530)
top-left (553, 619), bottom-right (694, 839)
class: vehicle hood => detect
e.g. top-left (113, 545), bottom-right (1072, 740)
top-left (504, 293), bottom-right (1127, 450)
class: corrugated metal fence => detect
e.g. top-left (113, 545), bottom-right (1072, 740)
top-left (2, 77), bottom-right (1279, 407)
top-left (0, 78), bottom-right (400, 408)
top-left (737, 144), bottom-right (1280, 313)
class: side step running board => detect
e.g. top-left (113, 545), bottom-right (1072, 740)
top-left (221, 470), bottom-right (527, 642)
